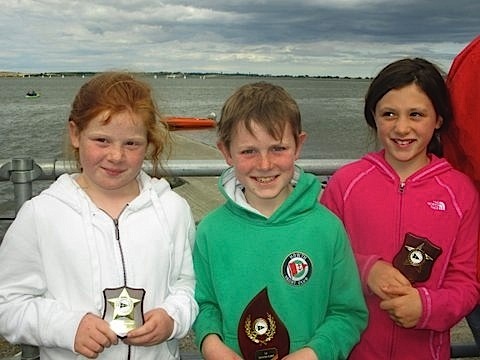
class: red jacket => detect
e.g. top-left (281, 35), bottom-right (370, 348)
top-left (321, 151), bottom-right (479, 359)
top-left (443, 35), bottom-right (480, 190)
top-left (443, 35), bottom-right (480, 279)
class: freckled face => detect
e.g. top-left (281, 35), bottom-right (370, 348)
top-left (218, 121), bottom-right (305, 213)
top-left (69, 110), bottom-right (148, 196)
top-left (374, 83), bottom-right (442, 178)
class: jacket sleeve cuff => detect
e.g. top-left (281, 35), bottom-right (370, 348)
top-left (47, 310), bottom-right (86, 352)
top-left (414, 287), bottom-right (431, 328)
top-left (358, 254), bottom-right (382, 293)
top-left (160, 295), bottom-right (198, 339)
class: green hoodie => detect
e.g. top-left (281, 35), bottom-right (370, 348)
top-left (193, 167), bottom-right (367, 359)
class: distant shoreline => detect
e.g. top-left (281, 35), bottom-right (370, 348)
top-left (0, 71), bottom-right (371, 80)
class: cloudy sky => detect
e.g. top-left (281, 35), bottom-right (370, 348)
top-left (1, 0), bottom-right (479, 77)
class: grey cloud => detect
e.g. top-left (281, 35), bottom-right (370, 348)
top-left (0, 0), bottom-right (478, 76)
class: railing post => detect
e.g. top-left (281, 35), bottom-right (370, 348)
top-left (9, 157), bottom-right (41, 359)
top-left (10, 157), bottom-right (35, 214)
top-left (19, 345), bottom-right (40, 360)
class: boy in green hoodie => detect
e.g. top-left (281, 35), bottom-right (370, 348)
top-left (193, 82), bottom-right (367, 360)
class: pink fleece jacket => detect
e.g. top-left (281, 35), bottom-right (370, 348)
top-left (321, 150), bottom-right (480, 360)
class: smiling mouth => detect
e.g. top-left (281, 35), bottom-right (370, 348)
top-left (393, 139), bottom-right (415, 146)
top-left (254, 176), bottom-right (277, 183)
top-left (104, 168), bottom-right (124, 175)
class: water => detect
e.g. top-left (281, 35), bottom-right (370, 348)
top-left (0, 75), bottom-right (374, 235)
top-left (0, 75), bottom-right (373, 159)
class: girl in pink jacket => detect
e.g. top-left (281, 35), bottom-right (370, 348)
top-left (321, 58), bottom-right (480, 359)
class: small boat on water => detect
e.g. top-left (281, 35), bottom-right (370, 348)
top-left (25, 90), bottom-right (40, 98)
top-left (164, 112), bottom-right (217, 129)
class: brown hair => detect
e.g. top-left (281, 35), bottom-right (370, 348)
top-left (66, 72), bottom-right (171, 176)
top-left (364, 58), bottom-right (451, 157)
top-left (217, 82), bottom-right (302, 149)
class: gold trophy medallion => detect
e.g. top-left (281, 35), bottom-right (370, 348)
top-left (102, 286), bottom-right (145, 338)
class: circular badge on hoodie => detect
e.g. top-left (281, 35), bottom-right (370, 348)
top-left (282, 251), bottom-right (312, 286)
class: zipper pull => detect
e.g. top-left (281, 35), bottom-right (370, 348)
top-left (399, 182), bottom-right (406, 193)
top-left (113, 218), bottom-right (120, 240)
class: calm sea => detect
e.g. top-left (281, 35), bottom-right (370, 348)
top-left (0, 75), bottom-right (374, 236)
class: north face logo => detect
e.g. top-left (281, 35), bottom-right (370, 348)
top-left (427, 200), bottom-right (446, 211)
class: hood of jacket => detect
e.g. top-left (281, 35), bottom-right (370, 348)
top-left (42, 171), bottom-right (172, 214)
top-left (363, 149), bottom-right (453, 185)
top-left (218, 165), bottom-right (321, 225)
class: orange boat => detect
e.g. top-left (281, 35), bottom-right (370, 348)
top-left (164, 114), bottom-right (217, 129)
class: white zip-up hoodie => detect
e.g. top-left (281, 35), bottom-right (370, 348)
top-left (0, 171), bottom-right (198, 359)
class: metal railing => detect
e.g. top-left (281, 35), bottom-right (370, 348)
top-left (0, 156), bottom-right (479, 359)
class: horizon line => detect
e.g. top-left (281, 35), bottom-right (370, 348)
top-left (0, 70), bottom-right (372, 80)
